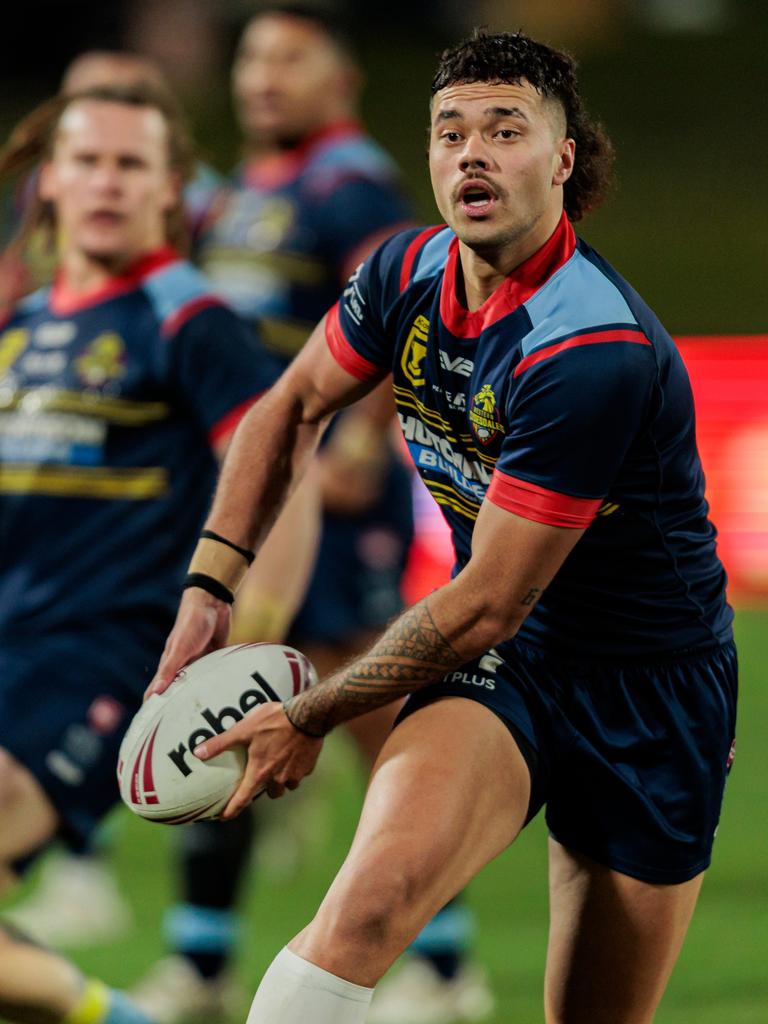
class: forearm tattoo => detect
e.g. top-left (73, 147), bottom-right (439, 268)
top-left (285, 600), bottom-right (461, 736)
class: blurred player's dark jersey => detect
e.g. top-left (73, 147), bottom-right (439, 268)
top-left (327, 213), bottom-right (733, 658)
top-left (0, 247), bottom-right (278, 636)
top-left (200, 120), bottom-right (411, 367)
top-left (199, 119), bottom-right (414, 643)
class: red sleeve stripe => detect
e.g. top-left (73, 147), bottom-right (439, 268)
top-left (513, 328), bottom-right (650, 378)
top-left (399, 226), bottom-right (446, 292)
top-left (487, 470), bottom-right (602, 528)
top-left (161, 295), bottom-right (223, 339)
top-left (324, 302), bottom-right (386, 382)
top-left (208, 392), bottom-right (265, 446)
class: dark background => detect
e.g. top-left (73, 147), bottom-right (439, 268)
top-left (1, 0), bottom-right (766, 334)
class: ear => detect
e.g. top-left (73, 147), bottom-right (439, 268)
top-left (553, 138), bottom-right (576, 187)
top-left (38, 161), bottom-right (58, 203)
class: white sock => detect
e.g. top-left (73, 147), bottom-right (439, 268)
top-left (247, 947), bottom-right (374, 1024)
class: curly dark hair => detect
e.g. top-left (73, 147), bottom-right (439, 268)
top-left (431, 30), bottom-right (614, 221)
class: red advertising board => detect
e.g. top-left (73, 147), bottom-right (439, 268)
top-left (404, 335), bottom-right (768, 606)
top-left (677, 336), bottom-right (768, 604)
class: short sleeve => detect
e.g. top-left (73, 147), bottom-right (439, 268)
top-left (487, 337), bottom-right (655, 528)
top-left (165, 303), bottom-right (282, 446)
top-left (325, 232), bottom-right (409, 383)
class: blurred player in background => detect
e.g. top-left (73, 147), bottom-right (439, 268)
top-left (130, 7), bottom-right (492, 1024)
top-left (0, 81), bottom-right (304, 1024)
top-left (0, 49), bottom-right (229, 952)
top-left (0, 50), bottom-right (223, 315)
top-left (150, 28), bottom-right (737, 1024)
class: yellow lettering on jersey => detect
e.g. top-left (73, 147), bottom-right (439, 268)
top-left (0, 328), bottom-right (30, 376)
top-left (401, 315), bottom-right (430, 387)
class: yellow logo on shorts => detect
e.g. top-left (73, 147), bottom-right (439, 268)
top-left (468, 383), bottom-right (504, 445)
top-left (401, 315), bottom-right (429, 387)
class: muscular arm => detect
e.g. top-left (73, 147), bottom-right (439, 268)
top-left (206, 313), bottom-right (376, 552)
top-left (147, 314), bottom-right (380, 694)
top-left (285, 499), bottom-right (585, 736)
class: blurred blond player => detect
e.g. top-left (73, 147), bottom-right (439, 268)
top-left (0, 48), bottom-right (229, 953)
top-left (0, 81), bottom-right (312, 1024)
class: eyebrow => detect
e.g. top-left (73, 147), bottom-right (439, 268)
top-left (434, 105), bottom-right (530, 123)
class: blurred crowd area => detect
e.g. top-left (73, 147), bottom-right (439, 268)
top-left (3, 0), bottom-right (766, 328)
top-left (1, 0), bottom-right (767, 599)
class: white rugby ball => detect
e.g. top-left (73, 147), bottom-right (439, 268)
top-left (117, 643), bottom-right (316, 824)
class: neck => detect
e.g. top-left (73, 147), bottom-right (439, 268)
top-left (457, 205), bottom-right (564, 312)
top-left (58, 250), bottom-right (132, 294)
top-left (244, 110), bottom-right (356, 161)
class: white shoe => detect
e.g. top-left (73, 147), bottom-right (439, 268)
top-left (367, 958), bottom-right (495, 1024)
top-left (6, 852), bottom-right (132, 946)
top-left (130, 956), bottom-right (242, 1024)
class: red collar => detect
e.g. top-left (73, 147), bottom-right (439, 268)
top-left (50, 246), bottom-right (179, 316)
top-left (440, 211), bottom-right (576, 338)
top-left (241, 119), bottom-right (362, 190)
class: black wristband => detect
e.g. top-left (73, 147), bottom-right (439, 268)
top-left (183, 572), bottom-right (235, 605)
top-left (200, 529), bottom-right (255, 566)
top-left (282, 700), bottom-right (325, 738)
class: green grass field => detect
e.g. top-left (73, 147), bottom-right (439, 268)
top-left (3, 610), bottom-right (766, 1023)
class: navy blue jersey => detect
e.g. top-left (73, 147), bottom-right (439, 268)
top-left (200, 120), bottom-right (411, 368)
top-left (0, 247), bottom-right (279, 634)
top-left (326, 213), bottom-right (733, 658)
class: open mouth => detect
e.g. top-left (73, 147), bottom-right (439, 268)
top-left (85, 211), bottom-right (125, 231)
top-left (458, 181), bottom-right (497, 217)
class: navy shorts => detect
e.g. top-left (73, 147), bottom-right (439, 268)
top-left (291, 459), bottom-right (414, 646)
top-left (0, 616), bottom-right (169, 853)
top-left (400, 638), bottom-right (738, 884)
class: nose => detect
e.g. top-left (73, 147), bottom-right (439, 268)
top-left (92, 162), bottom-right (122, 194)
top-left (458, 133), bottom-right (491, 172)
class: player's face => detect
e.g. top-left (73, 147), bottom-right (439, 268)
top-left (429, 81), bottom-right (574, 256)
top-left (232, 15), bottom-right (352, 145)
top-left (40, 100), bottom-right (178, 265)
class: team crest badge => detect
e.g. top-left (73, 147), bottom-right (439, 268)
top-left (400, 315), bottom-right (429, 387)
top-left (75, 333), bottom-right (126, 387)
top-left (469, 383), bottom-right (504, 445)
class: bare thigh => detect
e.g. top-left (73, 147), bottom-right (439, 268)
top-left (0, 748), bottom-right (58, 892)
top-left (291, 697), bottom-right (531, 986)
top-left (545, 838), bottom-right (704, 1024)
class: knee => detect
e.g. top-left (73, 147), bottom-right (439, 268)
top-left (317, 856), bottom-right (439, 961)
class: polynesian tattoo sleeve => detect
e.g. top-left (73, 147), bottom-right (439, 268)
top-left (286, 599), bottom-right (462, 736)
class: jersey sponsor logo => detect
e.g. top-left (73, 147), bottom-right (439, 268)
top-left (401, 315), bottom-right (429, 387)
top-left (399, 411), bottom-right (491, 503)
top-left (438, 351), bottom-right (474, 377)
top-left (0, 327), bottom-right (30, 376)
top-left (0, 408), bottom-right (105, 465)
top-left (21, 350), bottom-right (67, 377)
top-left (75, 333), bottom-right (126, 387)
top-left (468, 383), bottom-right (505, 446)
top-left (342, 262), bottom-right (366, 326)
top-left (431, 384), bottom-right (466, 410)
top-left (34, 321), bottom-right (76, 348)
